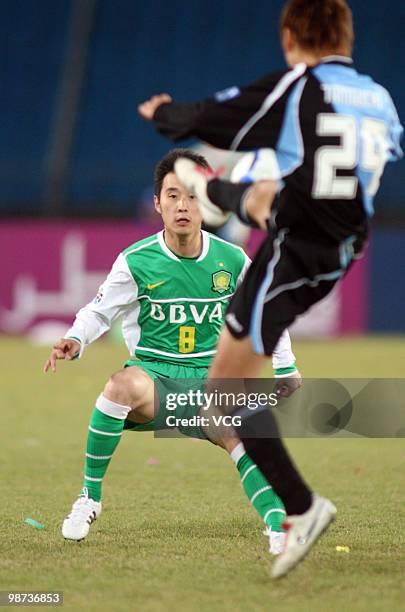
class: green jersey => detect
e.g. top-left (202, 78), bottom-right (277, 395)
top-left (66, 230), bottom-right (249, 367)
top-left (122, 230), bottom-right (248, 366)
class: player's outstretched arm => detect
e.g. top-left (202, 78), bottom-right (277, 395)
top-left (43, 338), bottom-right (81, 374)
top-left (139, 70), bottom-right (303, 150)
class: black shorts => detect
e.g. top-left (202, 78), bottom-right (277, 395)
top-left (225, 226), bottom-right (365, 356)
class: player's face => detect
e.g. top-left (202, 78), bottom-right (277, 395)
top-left (154, 172), bottom-right (203, 235)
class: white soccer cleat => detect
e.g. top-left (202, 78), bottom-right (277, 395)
top-left (62, 488), bottom-right (102, 541)
top-left (174, 158), bottom-right (231, 228)
top-left (264, 527), bottom-right (287, 555)
top-left (271, 494), bottom-right (337, 579)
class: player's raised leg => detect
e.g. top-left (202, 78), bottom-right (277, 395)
top-left (62, 366), bottom-right (154, 541)
top-left (174, 155), bottom-right (277, 230)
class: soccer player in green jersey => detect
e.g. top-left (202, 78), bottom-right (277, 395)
top-left (44, 149), bottom-right (300, 553)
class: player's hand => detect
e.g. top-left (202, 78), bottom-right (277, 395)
top-left (43, 338), bottom-right (81, 373)
top-left (274, 370), bottom-right (302, 398)
top-left (138, 93), bottom-right (172, 120)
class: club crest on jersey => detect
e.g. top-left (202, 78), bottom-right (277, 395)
top-left (212, 270), bottom-right (232, 293)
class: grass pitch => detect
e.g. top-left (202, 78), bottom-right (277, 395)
top-left (1, 336), bottom-right (405, 611)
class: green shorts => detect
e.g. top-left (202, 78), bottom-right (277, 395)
top-left (122, 358), bottom-right (208, 439)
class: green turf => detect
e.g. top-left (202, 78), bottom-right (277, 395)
top-left (1, 336), bottom-right (404, 611)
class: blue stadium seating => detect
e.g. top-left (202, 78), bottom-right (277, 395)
top-left (0, 0), bottom-right (70, 211)
top-left (0, 0), bottom-right (403, 215)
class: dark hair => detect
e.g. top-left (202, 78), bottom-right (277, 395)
top-left (280, 0), bottom-right (353, 53)
top-left (154, 148), bottom-right (209, 197)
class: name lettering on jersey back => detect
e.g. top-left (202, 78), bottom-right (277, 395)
top-left (150, 302), bottom-right (223, 324)
top-left (321, 84), bottom-right (384, 110)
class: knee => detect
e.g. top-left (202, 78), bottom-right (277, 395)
top-left (103, 369), bottom-right (148, 407)
top-left (218, 436), bottom-right (240, 453)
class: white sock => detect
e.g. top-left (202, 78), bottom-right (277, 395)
top-left (230, 441), bottom-right (246, 465)
top-left (96, 393), bottom-right (131, 420)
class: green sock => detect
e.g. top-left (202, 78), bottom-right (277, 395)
top-left (233, 445), bottom-right (286, 532)
top-left (82, 397), bottom-right (128, 501)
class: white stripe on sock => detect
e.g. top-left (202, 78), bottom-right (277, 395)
top-left (84, 475), bottom-right (103, 482)
top-left (263, 508), bottom-right (286, 524)
top-left (241, 464), bottom-right (258, 483)
top-left (86, 453), bottom-right (113, 460)
top-left (88, 425), bottom-right (122, 437)
top-left (230, 442), bottom-right (246, 465)
top-left (250, 485), bottom-right (273, 504)
top-left (96, 393), bottom-right (131, 420)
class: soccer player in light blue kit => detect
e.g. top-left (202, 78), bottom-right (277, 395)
top-left (139, 0), bottom-right (403, 577)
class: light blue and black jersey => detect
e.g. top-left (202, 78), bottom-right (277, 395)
top-left (154, 56), bottom-right (403, 243)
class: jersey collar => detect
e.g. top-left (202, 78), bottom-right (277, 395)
top-left (157, 230), bottom-right (180, 261)
top-left (196, 230), bottom-right (210, 262)
top-left (319, 55), bottom-right (353, 66)
top-left (157, 229), bottom-right (210, 262)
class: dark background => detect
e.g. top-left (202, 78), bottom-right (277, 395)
top-left (0, 0), bottom-right (403, 218)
